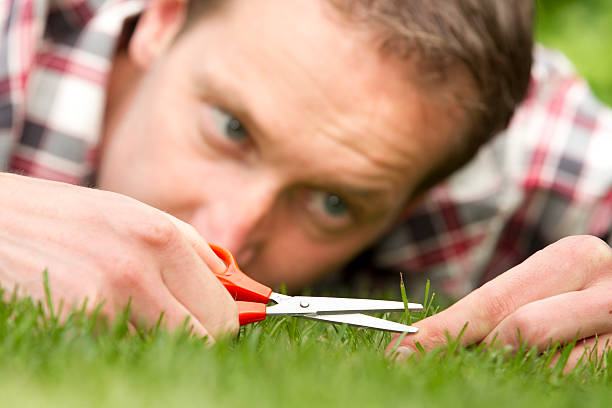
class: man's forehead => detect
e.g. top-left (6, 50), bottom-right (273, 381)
top-left (184, 0), bottom-right (455, 200)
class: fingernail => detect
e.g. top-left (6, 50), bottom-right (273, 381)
top-left (393, 346), bottom-right (415, 361)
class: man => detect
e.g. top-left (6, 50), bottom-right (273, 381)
top-left (1, 0), bottom-right (611, 367)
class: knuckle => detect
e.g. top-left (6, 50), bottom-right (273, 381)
top-left (580, 236), bottom-right (612, 266)
top-left (554, 235), bottom-right (611, 262)
top-left (106, 255), bottom-right (145, 293)
top-left (530, 236), bottom-right (612, 286)
top-left (476, 289), bottom-right (515, 324)
top-left (131, 215), bottom-right (180, 249)
top-left (561, 235), bottom-right (612, 278)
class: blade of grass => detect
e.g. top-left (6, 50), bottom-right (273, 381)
top-left (42, 269), bottom-right (54, 320)
top-left (399, 272), bottom-right (410, 324)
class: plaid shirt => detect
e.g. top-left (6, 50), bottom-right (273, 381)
top-left (369, 47), bottom-right (612, 299)
top-left (2, 0), bottom-right (612, 299)
top-left (0, 0), bottom-right (144, 183)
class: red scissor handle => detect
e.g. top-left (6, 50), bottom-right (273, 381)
top-left (235, 301), bottom-right (267, 325)
top-left (210, 244), bottom-right (272, 325)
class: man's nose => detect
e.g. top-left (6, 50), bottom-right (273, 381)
top-left (189, 181), bottom-right (279, 267)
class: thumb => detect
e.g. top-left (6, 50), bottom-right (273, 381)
top-left (386, 313), bottom-right (457, 357)
top-left (386, 301), bottom-right (483, 357)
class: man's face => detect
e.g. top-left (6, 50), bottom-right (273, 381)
top-left (98, 0), bottom-right (458, 290)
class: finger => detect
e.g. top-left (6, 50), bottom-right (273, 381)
top-left (482, 286), bottom-right (612, 350)
top-left (126, 285), bottom-right (213, 343)
top-left (158, 233), bottom-right (239, 339)
top-left (160, 211), bottom-right (227, 274)
top-left (390, 236), bottom-right (612, 353)
top-left (551, 333), bottom-right (612, 374)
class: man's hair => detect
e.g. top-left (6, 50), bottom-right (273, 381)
top-left (185, 0), bottom-right (534, 193)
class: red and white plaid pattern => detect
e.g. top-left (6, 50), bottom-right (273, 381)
top-left (2, 2), bottom-right (611, 299)
top-left (372, 46), bottom-right (612, 298)
top-left (0, 0), bottom-right (144, 184)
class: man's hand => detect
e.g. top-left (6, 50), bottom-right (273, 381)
top-left (388, 235), bottom-right (612, 370)
top-left (0, 173), bottom-right (238, 342)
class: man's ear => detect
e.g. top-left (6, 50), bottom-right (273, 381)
top-left (128, 0), bottom-right (186, 69)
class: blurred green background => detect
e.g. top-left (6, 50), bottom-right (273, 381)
top-left (537, 0), bottom-right (612, 105)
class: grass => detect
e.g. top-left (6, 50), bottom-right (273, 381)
top-left (2, 4), bottom-right (611, 406)
top-left (536, 0), bottom-right (612, 105)
top-left (1, 275), bottom-right (611, 408)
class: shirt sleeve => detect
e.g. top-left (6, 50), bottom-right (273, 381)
top-left (1, 0), bottom-right (145, 184)
top-left (0, 0), bottom-right (51, 170)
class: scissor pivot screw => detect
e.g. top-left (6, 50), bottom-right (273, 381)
top-left (299, 300), bottom-right (310, 308)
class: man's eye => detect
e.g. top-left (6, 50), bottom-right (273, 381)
top-left (319, 193), bottom-right (349, 217)
top-left (302, 190), bottom-right (353, 230)
top-left (210, 108), bottom-right (249, 142)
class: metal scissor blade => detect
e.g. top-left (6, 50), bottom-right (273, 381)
top-left (266, 295), bottom-right (422, 316)
top-left (302, 313), bottom-right (419, 333)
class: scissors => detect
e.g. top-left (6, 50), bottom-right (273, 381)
top-left (210, 244), bottom-right (422, 333)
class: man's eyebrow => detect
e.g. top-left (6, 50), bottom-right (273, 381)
top-left (197, 70), bottom-right (268, 140)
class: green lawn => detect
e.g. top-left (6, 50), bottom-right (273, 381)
top-left (2, 3), bottom-right (611, 407)
top-left (1, 282), bottom-right (611, 408)
top-left (537, 0), bottom-right (612, 105)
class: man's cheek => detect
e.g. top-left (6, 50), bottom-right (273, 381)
top-left (273, 243), bottom-right (352, 289)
